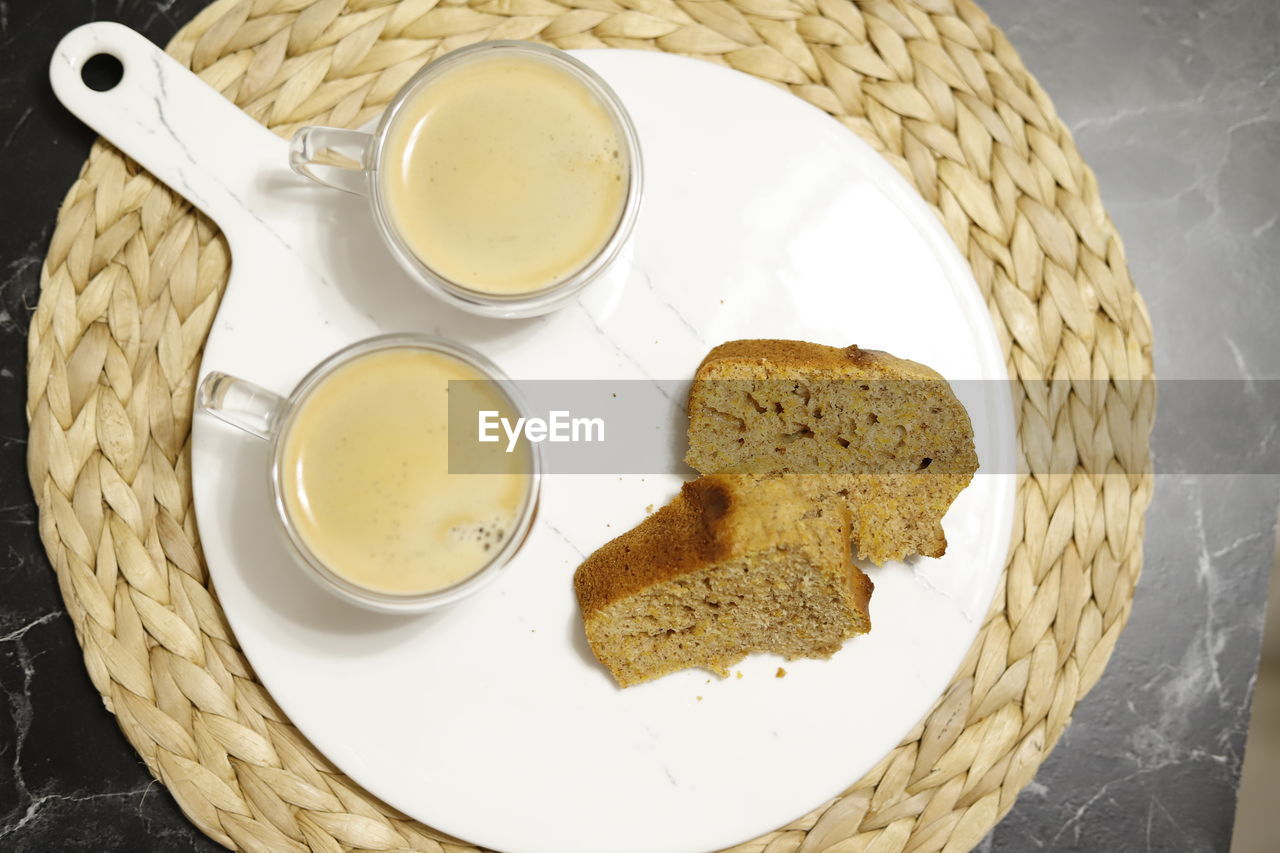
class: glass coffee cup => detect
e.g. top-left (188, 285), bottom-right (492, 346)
top-left (289, 41), bottom-right (643, 319)
top-left (196, 334), bottom-right (540, 613)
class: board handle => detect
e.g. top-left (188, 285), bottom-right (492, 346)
top-left (50, 22), bottom-right (289, 246)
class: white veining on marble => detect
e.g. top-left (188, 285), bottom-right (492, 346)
top-left (0, 612), bottom-right (59, 644)
top-left (0, 613), bottom-right (67, 843)
top-left (911, 560), bottom-right (978, 625)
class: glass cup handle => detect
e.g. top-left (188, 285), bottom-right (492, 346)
top-left (197, 372), bottom-right (286, 441)
top-left (288, 126), bottom-right (372, 196)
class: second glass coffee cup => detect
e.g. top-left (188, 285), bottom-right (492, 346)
top-left (196, 334), bottom-right (541, 614)
top-left (289, 41), bottom-right (643, 319)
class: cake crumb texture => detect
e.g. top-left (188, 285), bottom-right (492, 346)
top-left (685, 340), bottom-right (978, 564)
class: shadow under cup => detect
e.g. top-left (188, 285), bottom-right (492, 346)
top-left (289, 41), bottom-right (644, 319)
top-left (198, 335), bottom-right (541, 614)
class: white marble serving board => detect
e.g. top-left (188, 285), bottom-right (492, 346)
top-left (52, 22), bottom-right (1016, 853)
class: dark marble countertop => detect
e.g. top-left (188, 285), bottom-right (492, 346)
top-left (2, 1), bottom-right (1277, 851)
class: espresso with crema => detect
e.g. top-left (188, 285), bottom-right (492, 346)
top-left (380, 54), bottom-right (627, 295)
top-left (280, 348), bottom-right (530, 595)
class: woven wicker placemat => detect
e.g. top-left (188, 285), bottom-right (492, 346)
top-left (26, 0), bottom-right (1155, 850)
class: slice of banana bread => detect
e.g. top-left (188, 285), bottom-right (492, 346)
top-left (685, 340), bottom-right (978, 564)
top-left (573, 475), bottom-right (873, 688)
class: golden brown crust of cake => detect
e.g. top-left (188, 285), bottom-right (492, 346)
top-left (844, 553), bottom-right (874, 616)
top-left (573, 485), bottom-right (714, 621)
top-left (573, 475), bottom-right (832, 619)
top-left (694, 340), bottom-right (944, 382)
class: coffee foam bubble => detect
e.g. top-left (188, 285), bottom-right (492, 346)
top-left (450, 513), bottom-right (512, 554)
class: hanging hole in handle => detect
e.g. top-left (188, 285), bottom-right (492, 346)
top-left (81, 53), bottom-right (124, 92)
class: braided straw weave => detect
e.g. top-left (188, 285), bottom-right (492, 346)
top-left (26, 0), bottom-right (1155, 850)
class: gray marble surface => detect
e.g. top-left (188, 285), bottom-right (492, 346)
top-left (1, 0), bottom-right (1277, 851)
